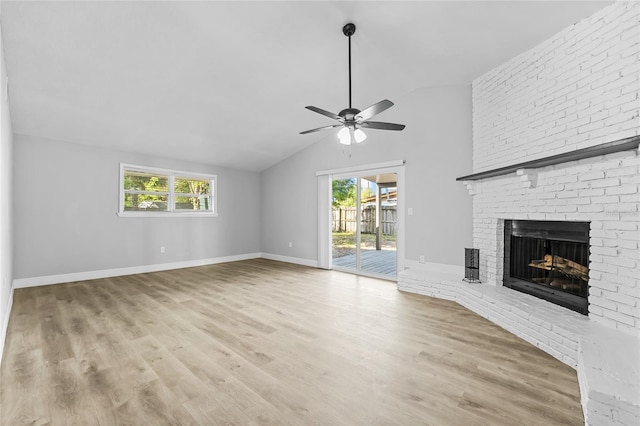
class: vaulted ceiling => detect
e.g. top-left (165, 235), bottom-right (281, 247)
top-left (1, 1), bottom-right (610, 171)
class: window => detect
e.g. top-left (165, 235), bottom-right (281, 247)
top-left (118, 164), bottom-right (216, 217)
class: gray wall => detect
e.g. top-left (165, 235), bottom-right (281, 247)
top-left (1, 13), bottom-right (14, 354)
top-left (12, 134), bottom-right (261, 279)
top-left (260, 85), bottom-right (473, 267)
top-left (11, 85), bottom-right (472, 280)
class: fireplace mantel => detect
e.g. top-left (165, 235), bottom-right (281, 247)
top-left (456, 135), bottom-right (640, 182)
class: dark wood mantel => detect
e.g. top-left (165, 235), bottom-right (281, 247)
top-left (456, 135), bottom-right (640, 182)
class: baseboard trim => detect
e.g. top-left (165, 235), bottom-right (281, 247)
top-left (0, 287), bottom-right (14, 367)
top-left (12, 253), bottom-right (263, 289)
top-left (10, 252), bottom-right (408, 289)
top-left (403, 260), bottom-right (464, 277)
top-left (260, 253), bottom-right (318, 268)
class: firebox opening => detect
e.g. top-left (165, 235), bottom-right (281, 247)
top-left (504, 220), bottom-right (590, 315)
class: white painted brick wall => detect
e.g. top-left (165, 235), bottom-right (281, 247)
top-left (471, 1), bottom-right (640, 335)
top-left (472, 1), bottom-right (640, 174)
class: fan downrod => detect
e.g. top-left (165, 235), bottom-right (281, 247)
top-left (342, 23), bottom-right (356, 37)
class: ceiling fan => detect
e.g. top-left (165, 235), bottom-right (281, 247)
top-left (300, 23), bottom-right (405, 145)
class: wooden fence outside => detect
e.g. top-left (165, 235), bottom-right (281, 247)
top-left (332, 206), bottom-right (397, 235)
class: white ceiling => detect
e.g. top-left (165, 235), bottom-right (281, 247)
top-left (1, 1), bottom-right (610, 172)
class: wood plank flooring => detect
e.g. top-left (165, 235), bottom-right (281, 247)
top-left (0, 259), bottom-right (584, 425)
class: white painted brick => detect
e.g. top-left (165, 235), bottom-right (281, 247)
top-left (557, 205), bottom-right (578, 213)
top-left (617, 239), bottom-right (639, 250)
top-left (606, 185), bottom-right (638, 195)
top-left (589, 261), bottom-right (619, 275)
top-left (607, 291), bottom-right (638, 307)
top-left (548, 329), bottom-right (564, 344)
top-left (602, 309), bottom-right (636, 326)
top-left (619, 285), bottom-right (640, 299)
top-left (616, 303), bottom-right (640, 321)
top-left (470, 1), bottom-right (639, 337)
top-left (574, 197), bottom-right (592, 206)
top-left (615, 320), bottom-right (639, 335)
top-left (589, 178), bottom-right (622, 188)
top-left (605, 167), bottom-right (639, 179)
top-left (557, 190), bottom-right (579, 199)
top-left (618, 228), bottom-right (640, 239)
top-left (556, 175), bottom-right (579, 184)
top-left (618, 267), bottom-right (640, 280)
top-left (590, 294), bottom-right (622, 311)
top-left (615, 248), bottom-right (639, 263)
top-left (579, 204), bottom-right (605, 213)
top-left (590, 314), bottom-right (621, 331)
top-left (591, 195), bottom-right (620, 204)
top-left (588, 304), bottom-right (604, 317)
top-left (591, 246), bottom-right (619, 257)
top-left (620, 174), bottom-right (640, 187)
top-left (604, 221), bottom-right (638, 231)
top-left (590, 253), bottom-right (604, 264)
top-left (605, 203), bottom-right (639, 215)
top-left (579, 188), bottom-right (606, 197)
top-left (591, 280), bottom-right (622, 296)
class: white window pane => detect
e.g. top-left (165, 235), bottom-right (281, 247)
top-left (175, 196), bottom-right (212, 211)
top-left (175, 178), bottom-right (210, 195)
top-left (124, 170), bottom-right (169, 192)
top-left (124, 194), bottom-right (168, 211)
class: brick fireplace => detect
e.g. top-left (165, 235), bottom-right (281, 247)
top-left (465, 0), bottom-right (639, 335)
top-left (453, 135), bottom-right (639, 425)
top-left (463, 143), bottom-right (639, 333)
top-left (400, 2), bottom-right (639, 424)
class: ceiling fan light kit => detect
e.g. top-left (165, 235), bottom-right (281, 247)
top-left (338, 127), bottom-right (367, 145)
top-left (300, 23), bottom-right (405, 146)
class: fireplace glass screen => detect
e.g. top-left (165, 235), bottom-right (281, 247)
top-left (504, 220), bottom-right (590, 315)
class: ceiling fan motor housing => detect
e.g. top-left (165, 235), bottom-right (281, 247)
top-left (343, 23), bottom-right (356, 37)
top-left (339, 107), bottom-right (361, 121)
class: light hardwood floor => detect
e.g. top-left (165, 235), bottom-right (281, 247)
top-left (1, 259), bottom-right (583, 425)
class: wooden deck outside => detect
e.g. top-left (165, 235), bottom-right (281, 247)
top-left (332, 249), bottom-right (397, 276)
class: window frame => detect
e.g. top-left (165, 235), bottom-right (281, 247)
top-left (118, 163), bottom-right (217, 217)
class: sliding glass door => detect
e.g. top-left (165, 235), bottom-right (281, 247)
top-left (331, 173), bottom-right (398, 278)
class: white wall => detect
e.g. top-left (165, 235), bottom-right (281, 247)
top-left (260, 85), bottom-right (473, 268)
top-left (0, 7), bottom-right (15, 362)
top-left (12, 134), bottom-right (261, 280)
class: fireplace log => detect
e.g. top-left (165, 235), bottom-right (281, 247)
top-left (549, 279), bottom-right (583, 290)
top-left (528, 254), bottom-right (588, 281)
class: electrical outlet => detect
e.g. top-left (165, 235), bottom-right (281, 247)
top-left (408, 207), bottom-right (413, 216)
top-left (419, 255), bottom-right (425, 263)
top-left (289, 242), bottom-right (293, 248)
top-left (160, 246), bottom-right (166, 253)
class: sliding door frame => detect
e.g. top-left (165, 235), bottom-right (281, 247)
top-left (317, 160), bottom-right (405, 279)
